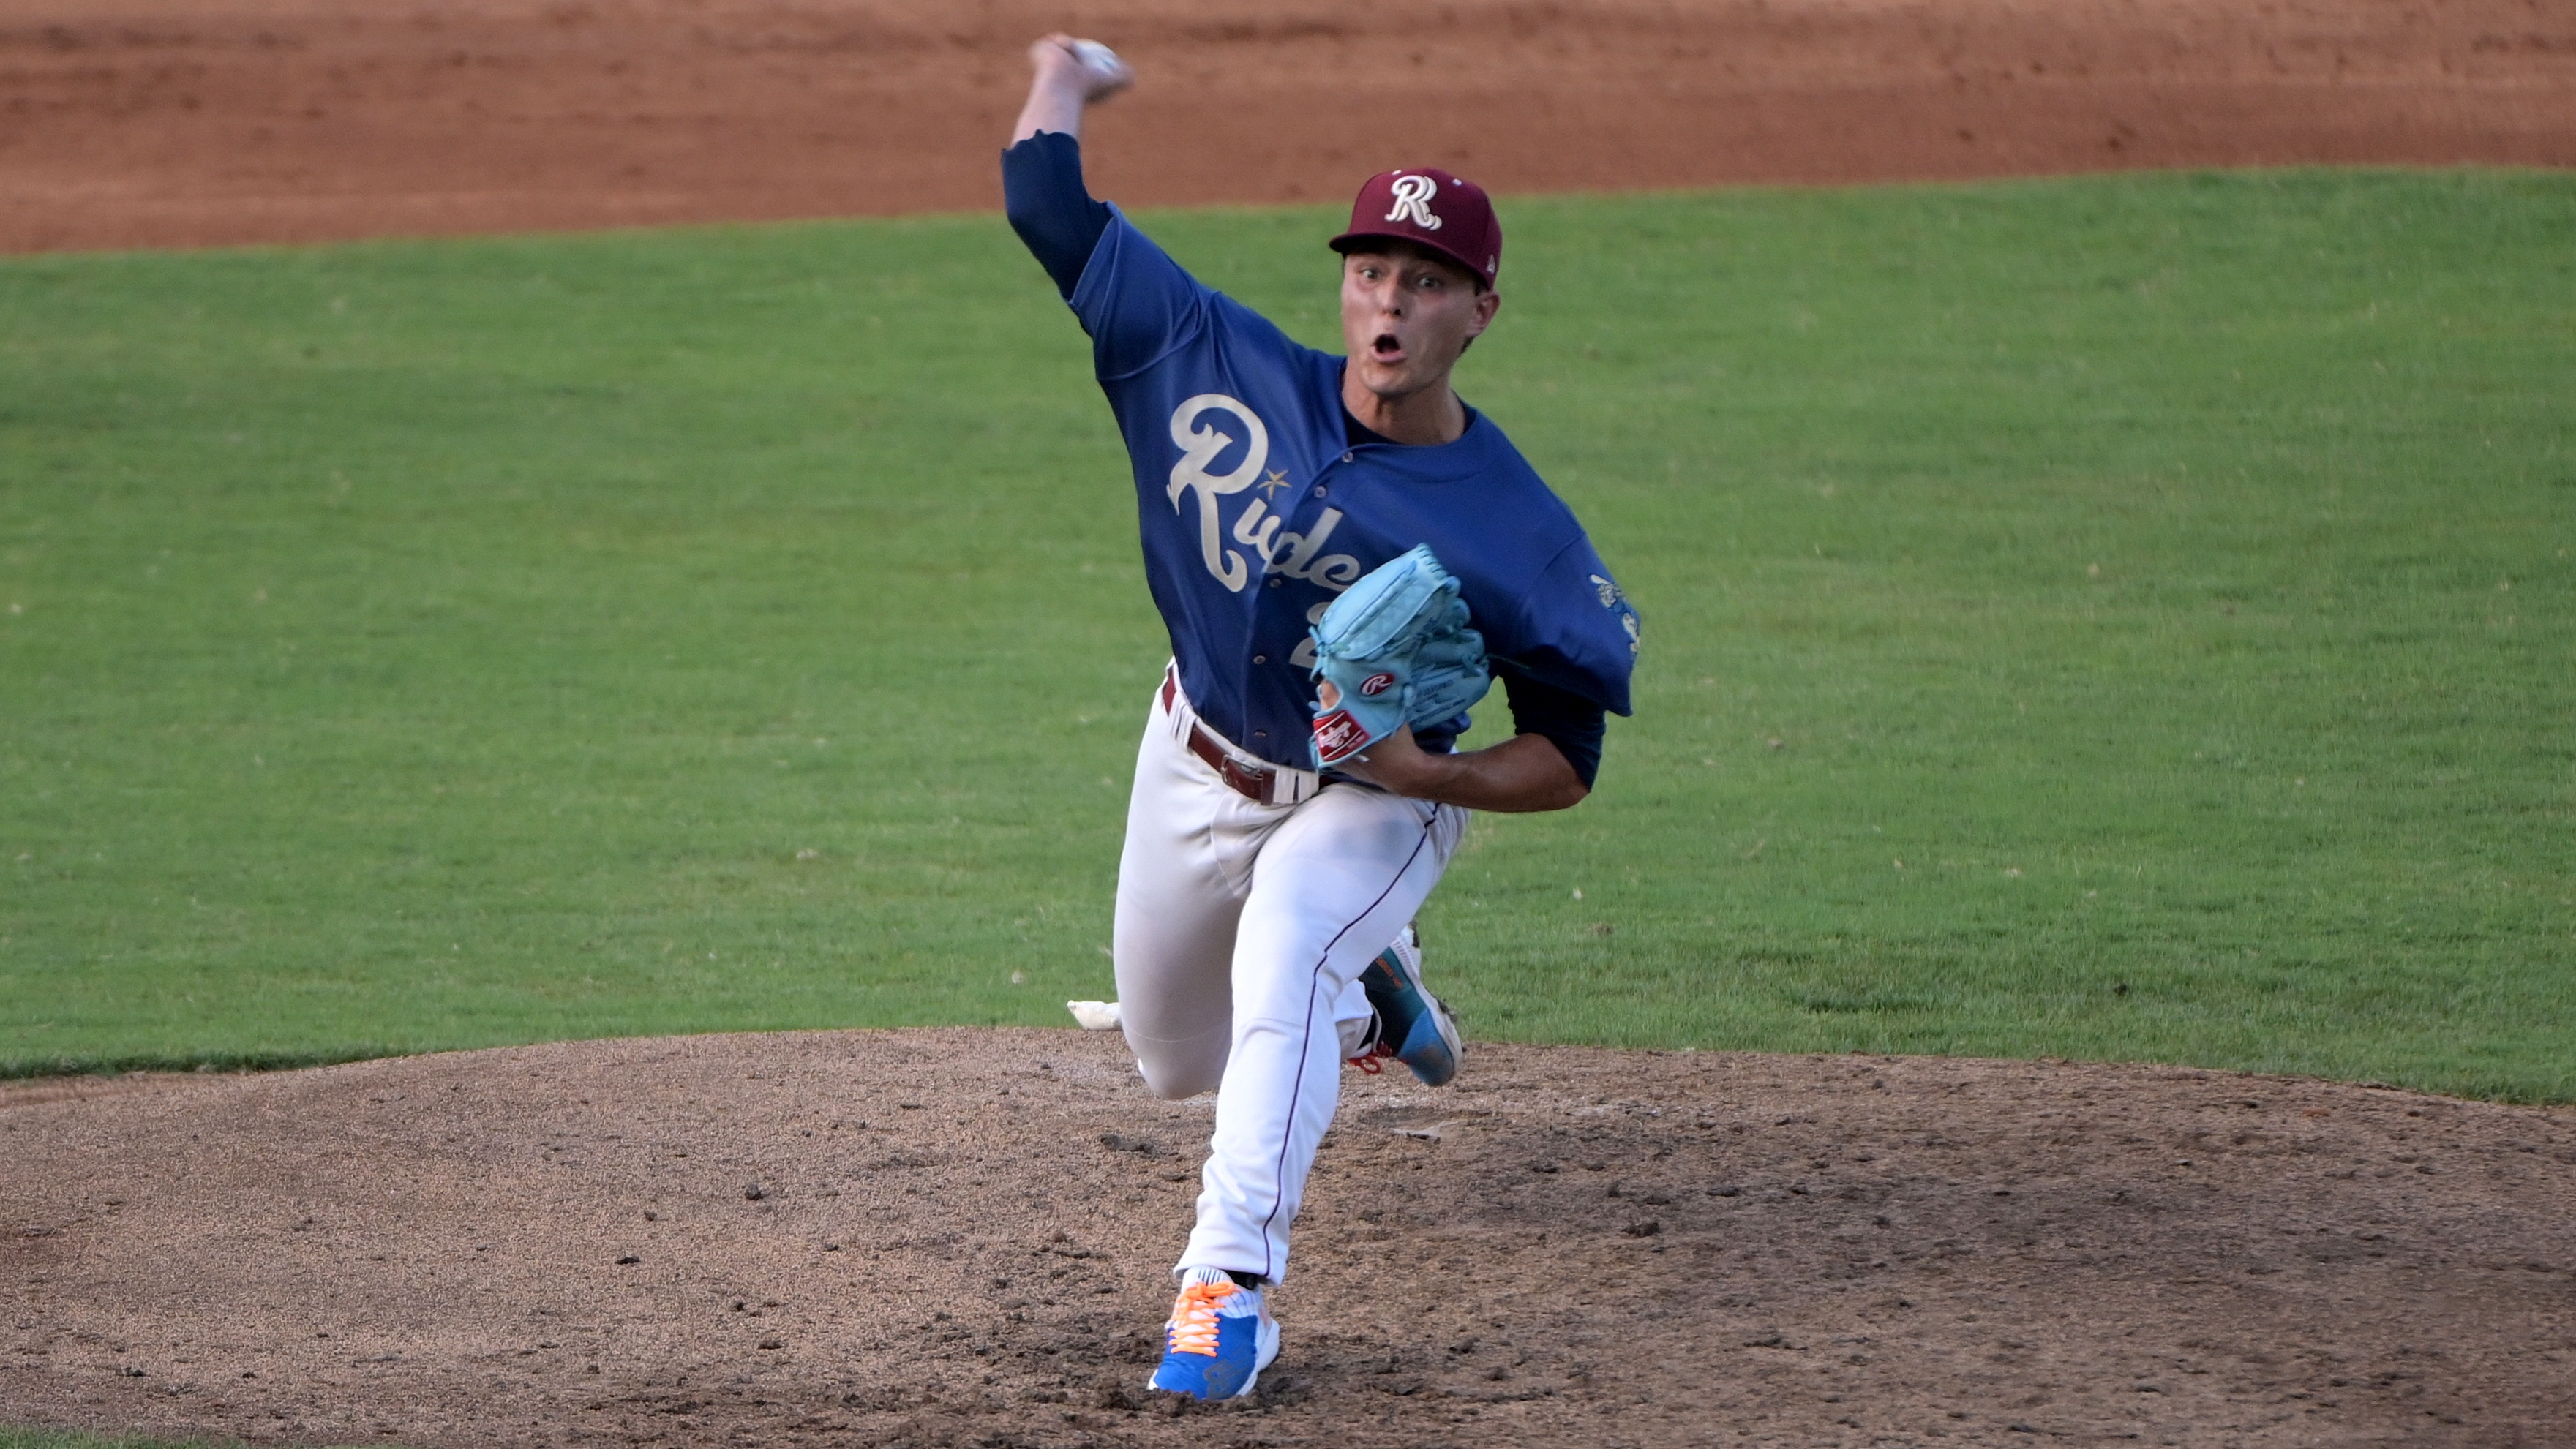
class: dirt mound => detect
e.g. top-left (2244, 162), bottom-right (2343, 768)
top-left (1, 0), bottom-right (2570, 254)
top-left (6, 1029), bottom-right (2572, 1446)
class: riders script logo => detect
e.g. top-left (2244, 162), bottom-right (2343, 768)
top-left (1166, 393), bottom-right (1270, 591)
top-left (1384, 174), bottom-right (1442, 230)
top-left (1168, 394), bottom-right (1359, 595)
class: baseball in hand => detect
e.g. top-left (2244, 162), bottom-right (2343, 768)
top-left (1070, 39), bottom-right (1124, 75)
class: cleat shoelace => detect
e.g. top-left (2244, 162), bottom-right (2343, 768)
top-left (1348, 1039), bottom-right (1395, 1074)
top-left (1164, 1279), bottom-right (1238, 1358)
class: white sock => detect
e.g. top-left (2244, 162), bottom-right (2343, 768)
top-left (1337, 1012), bottom-right (1375, 1060)
top-left (1334, 971), bottom-right (1375, 1058)
top-left (1178, 1264), bottom-right (1263, 1315)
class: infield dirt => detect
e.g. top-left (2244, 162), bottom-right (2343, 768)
top-left (7, 1029), bottom-right (2574, 1447)
top-left (1, 0), bottom-right (2571, 253)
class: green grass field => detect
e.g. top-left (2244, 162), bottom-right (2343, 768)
top-left (0, 1433), bottom-right (372, 1449)
top-left (0, 1432), bottom-right (264, 1449)
top-left (3, 169), bottom-right (2569, 1099)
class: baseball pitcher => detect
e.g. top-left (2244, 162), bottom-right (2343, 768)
top-left (1002, 34), bottom-right (1641, 1401)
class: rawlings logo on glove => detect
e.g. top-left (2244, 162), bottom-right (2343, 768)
top-left (1308, 545), bottom-right (1492, 768)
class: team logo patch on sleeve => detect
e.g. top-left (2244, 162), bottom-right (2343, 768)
top-left (1592, 573), bottom-right (1641, 654)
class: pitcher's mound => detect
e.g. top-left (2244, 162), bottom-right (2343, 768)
top-left (6, 1030), bottom-right (2572, 1446)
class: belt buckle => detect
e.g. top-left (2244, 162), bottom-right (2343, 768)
top-left (1225, 756), bottom-right (1272, 803)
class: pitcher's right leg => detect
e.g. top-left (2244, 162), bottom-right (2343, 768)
top-left (1180, 786), bottom-right (1468, 1283)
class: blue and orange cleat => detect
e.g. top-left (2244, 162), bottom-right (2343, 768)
top-left (1146, 1268), bottom-right (1280, 1401)
top-left (1348, 925), bottom-right (1462, 1087)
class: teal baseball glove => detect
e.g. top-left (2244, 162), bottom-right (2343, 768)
top-left (1309, 545), bottom-right (1492, 768)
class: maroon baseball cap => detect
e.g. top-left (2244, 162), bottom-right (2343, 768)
top-left (1329, 168), bottom-right (1501, 289)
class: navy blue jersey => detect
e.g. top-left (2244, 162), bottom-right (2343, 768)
top-left (1064, 206), bottom-right (1638, 772)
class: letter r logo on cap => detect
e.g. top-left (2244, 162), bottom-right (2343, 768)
top-left (1384, 174), bottom-right (1442, 230)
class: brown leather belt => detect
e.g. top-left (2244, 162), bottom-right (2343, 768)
top-left (1187, 720), bottom-right (1284, 802)
top-left (1164, 669), bottom-right (1303, 805)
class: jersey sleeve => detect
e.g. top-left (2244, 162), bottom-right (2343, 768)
top-left (1001, 131), bottom-right (1113, 301)
top-left (1503, 535), bottom-right (1640, 717)
top-left (1501, 670), bottom-right (1607, 789)
top-left (1066, 207), bottom-right (1217, 382)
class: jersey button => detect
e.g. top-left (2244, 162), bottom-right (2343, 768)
top-left (1340, 452), bottom-right (1353, 464)
top-left (1252, 655), bottom-right (1267, 665)
top-left (1313, 485), bottom-right (1329, 498)
top-left (1266, 576), bottom-right (1281, 588)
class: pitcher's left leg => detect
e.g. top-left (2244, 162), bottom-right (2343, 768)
top-left (1180, 786), bottom-right (1468, 1283)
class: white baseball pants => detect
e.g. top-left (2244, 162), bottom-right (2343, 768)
top-left (1114, 672), bottom-right (1468, 1284)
